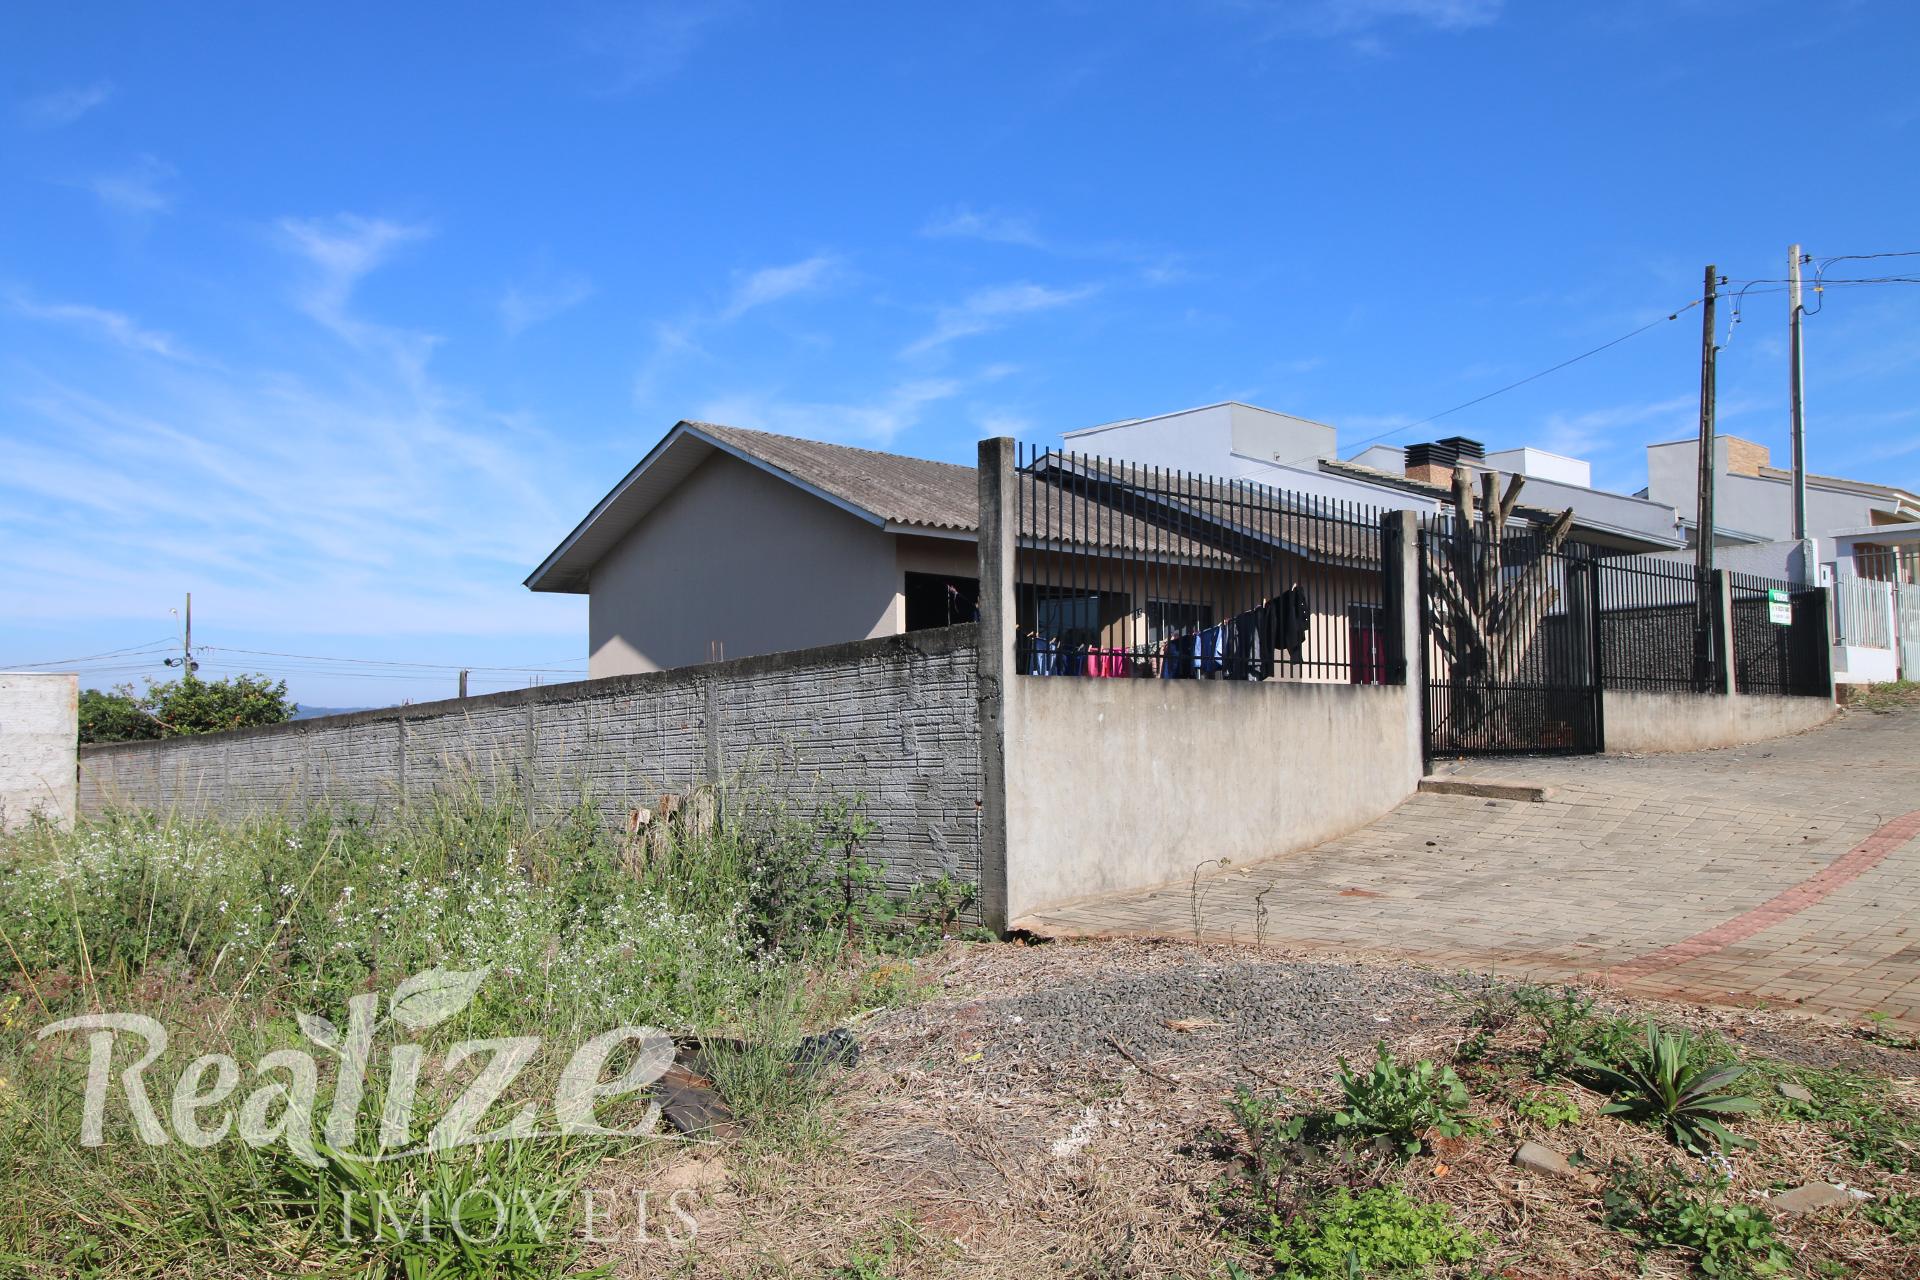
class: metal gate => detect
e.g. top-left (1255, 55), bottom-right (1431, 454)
top-left (1419, 523), bottom-right (1602, 758)
top-left (1899, 584), bottom-right (1920, 681)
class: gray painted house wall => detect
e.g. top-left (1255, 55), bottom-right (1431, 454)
top-left (588, 452), bottom-right (906, 676)
top-left (1647, 439), bottom-right (1886, 541)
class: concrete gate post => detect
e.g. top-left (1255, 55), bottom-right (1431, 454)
top-left (975, 437), bottom-right (1017, 933)
top-left (1380, 510), bottom-right (1424, 771)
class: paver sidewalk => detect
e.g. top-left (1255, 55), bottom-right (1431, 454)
top-left (1020, 709), bottom-right (1920, 1029)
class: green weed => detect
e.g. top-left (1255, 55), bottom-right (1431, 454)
top-left (1600, 1157), bottom-right (1791, 1278)
top-left (1233, 1185), bottom-right (1482, 1280)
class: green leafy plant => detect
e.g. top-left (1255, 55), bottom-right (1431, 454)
top-left (78, 673), bottom-right (295, 742)
top-left (1331, 1043), bottom-right (1474, 1157)
top-left (1512, 1086), bottom-right (1582, 1130)
top-left (1601, 1158), bottom-right (1791, 1277)
top-left (1579, 1021), bottom-right (1759, 1153)
top-left (1244, 1185), bottom-right (1482, 1280)
top-left (1511, 985), bottom-right (1639, 1081)
top-left (1861, 1190), bottom-right (1920, 1242)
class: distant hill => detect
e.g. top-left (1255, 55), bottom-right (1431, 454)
top-left (290, 705), bottom-right (371, 721)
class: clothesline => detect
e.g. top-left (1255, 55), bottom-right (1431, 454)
top-left (1022, 586), bottom-right (1312, 680)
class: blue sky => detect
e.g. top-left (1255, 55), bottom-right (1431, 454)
top-left (4, 1), bottom-right (1917, 705)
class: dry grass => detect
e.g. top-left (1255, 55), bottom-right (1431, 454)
top-left (583, 938), bottom-right (1920, 1279)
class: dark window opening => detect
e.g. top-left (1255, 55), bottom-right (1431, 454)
top-left (905, 572), bottom-right (979, 631)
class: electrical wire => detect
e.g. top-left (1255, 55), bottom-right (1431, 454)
top-left (1280, 295), bottom-right (1707, 467)
top-left (1, 637), bottom-right (177, 670)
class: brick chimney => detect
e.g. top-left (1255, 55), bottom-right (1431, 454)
top-left (1404, 436), bottom-right (1485, 486)
top-left (1723, 437), bottom-right (1771, 477)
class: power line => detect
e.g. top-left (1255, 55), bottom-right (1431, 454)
top-left (1, 637), bottom-right (176, 670)
top-left (1290, 294), bottom-right (1707, 466)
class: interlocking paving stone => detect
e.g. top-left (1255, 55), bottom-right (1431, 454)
top-left (1022, 710), bottom-right (1920, 1029)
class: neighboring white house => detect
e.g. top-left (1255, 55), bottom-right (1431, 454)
top-left (1645, 435), bottom-right (1920, 545)
top-left (1065, 403), bottom-right (1686, 553)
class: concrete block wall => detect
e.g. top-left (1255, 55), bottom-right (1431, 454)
top-left (79, 626), bottom-right (984, 904)
top-left (1, 671), bottom-right (78, 831)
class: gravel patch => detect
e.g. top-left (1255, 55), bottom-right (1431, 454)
top-left (969, 954), bottom-right (1487, 1075)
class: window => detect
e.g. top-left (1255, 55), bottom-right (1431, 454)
top-left (1146, 599), bottom-right (1213, 645)
top-left (1348, 603), bottom-right (1388, 685)
top-left (904, 572), bottom-right (979, 631)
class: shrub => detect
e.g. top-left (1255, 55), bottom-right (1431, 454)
top-left (1579, 1021), bottom-right (1759, 1153)
top-left (1601, 1158), bottom-right (1791, 1277)
top-left (1330, 1043), bottom-right (1473, 1157)
top-left (1237, 1185), bottom-right (1482, 1280)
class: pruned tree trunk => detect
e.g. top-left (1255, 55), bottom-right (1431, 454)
top-left (1423, 464), bottom-right (1575, 746)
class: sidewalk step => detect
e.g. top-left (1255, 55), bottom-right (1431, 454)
top-left (1419, 777), bottom-right (1556, 803)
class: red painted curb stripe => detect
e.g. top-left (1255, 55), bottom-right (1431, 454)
top-left (1605, 808), bottom-right (1920, 980)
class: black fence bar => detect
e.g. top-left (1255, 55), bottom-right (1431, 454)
top-left (1728, 569), bottom-right (1827, 697)
top-left (1011, 444), bottom-right (1392, 683)
top-left (1417, 516), bottom-right (1602, 756)
top-left (1591, 555), bottom-right (1716, 693)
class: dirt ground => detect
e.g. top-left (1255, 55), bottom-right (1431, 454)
top-left (605, 938), bottom-right (1920, 1279)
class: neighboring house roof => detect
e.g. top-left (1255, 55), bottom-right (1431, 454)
top-left (1316, 458), bottom-right (1559, 524)
top-left (527, 422), bottom-right (979, 593)
top-left (1039, 454), bottom-right (1383, 569)
top-left (1754, 464), bottom-right (1920, 515)
top-left (528, 422), bottom-right (1385, 594)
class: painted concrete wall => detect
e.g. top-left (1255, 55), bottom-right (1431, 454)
top-left (588, 452), bottom-right (903, 676)
top-left (1648, 439), bottom-right (1882, 540)
top-left (0, 672), bottom-right (78, 831)
top-left (1002, 677), bottom-right (1422, 922)
top-left (1602, 689), bottom-right (1835, 754)
top-left (79, 628), bottom-right (985, 908)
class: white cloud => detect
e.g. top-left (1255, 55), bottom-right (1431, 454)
top-left (10, 295), bottom-right (190, 361)
top-left (576, 0), bottom-right (738, 94)
top-left (974, 410), bottom-right (1034, 438)
top-left (921, 207), bottom-right (1045, 248)
top-left (499, 269), bottom-right (594, 335)
top-left (697, 378), bottom-right (965, 447)
top-left (82, 154), bottom-right (175, 214)
top-left (17, 80), bottom-right (114, 128)
top-left (903, 281), bottom-right (1100, 357)
top-left (0, 354), bottom-right (587, 644)
top-left (719, 254), bottom-right (838, 321)
top-left (1247, 0), bottom-right (1502, 39)
top-left (277, 214), bottom-right (436, 372)
top-left (1536, 395), bottom-right (1697, 459)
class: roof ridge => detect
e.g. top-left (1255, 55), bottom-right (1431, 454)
top-left (682, 421), bottom-right (974, 473)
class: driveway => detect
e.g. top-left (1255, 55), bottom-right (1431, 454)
top-left (1020, 707), bottom-right (1920, 1029)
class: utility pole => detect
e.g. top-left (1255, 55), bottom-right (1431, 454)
top-left (1694, 265), bottom-right (1719, 576)
top-left (167, 591), bottom-right (198, 679)
top-left (1693, 265), bottom-right (1719, 689)
top-left (458, 669), bottom-right (469, 699)
top-left (1788, 244), bottom-right (1809, 543)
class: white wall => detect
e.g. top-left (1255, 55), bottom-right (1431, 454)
top-left (1, 672), bottom-right (77, 831)
top-left (1484, 447), bottom-right (1591, 488)
top-left (1002, 678), bottom-right (1423, 922)
top-left (588, 453), bottom-right (905, 675)
top-left (1602, 689), bottom-right (1834, 754)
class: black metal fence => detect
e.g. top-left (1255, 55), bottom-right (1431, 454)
top-left (1012, 445), bottom-right (1395, 683)
top-left (1729, 571), bottom-right (1828, 697)
top-left (1592, 556), bottom-right (1716, 693)
top-left (1419, 519), bottom-right (1601, 755)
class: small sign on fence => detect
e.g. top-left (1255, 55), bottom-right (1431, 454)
top-left (1768, 588), bottom-right (1792, 626)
